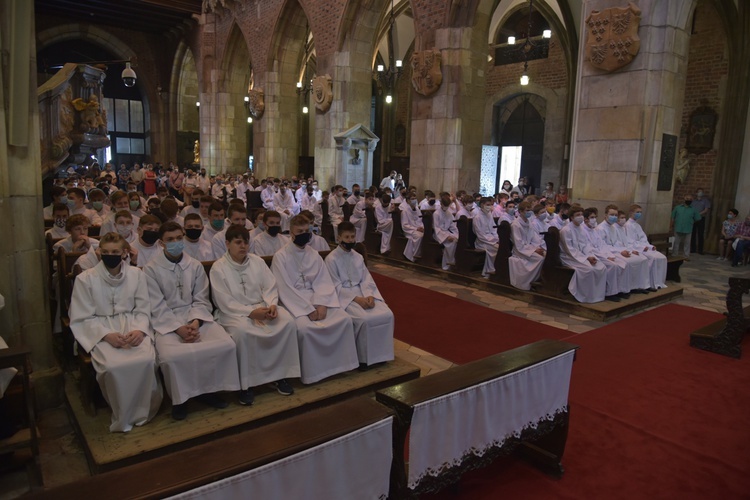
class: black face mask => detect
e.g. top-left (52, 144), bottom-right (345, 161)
top-left (353, 190), bottom-right (360, 196)
top-left (101, 254), bottom-right (123, 269)
top-left (192, 200), bottom-right (200, 209)
top-left (428, 199), bottom-right (436, 206)
top-left (267, 226), bottom-right (282, 236)
top-left (142, 230), bottom-right (159, 245)
top-left (293, 232), bottom-right (312, 247)
top-left (185, 228), bottom-right (202, 240)
top-left (685, 200), bottom-right (692, 206)
top-left (342, 241), bottom-right (356, 251)
top-left (561, 213), bottom-right (569, 220)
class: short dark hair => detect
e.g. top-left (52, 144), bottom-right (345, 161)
top-left (52, 202), bottom-right (69, 214)
top-left (67, 187), bottom-right (85, 199)
top-left (209, 202), bottom-right (225, 215)
top-left (139, 214), bottom-right (162, 227)
top-left (227, 204), bottom-right (247, 218)
top-left (225, 225), bottom-right (249, 243)
top-left (264, 210), bottom-right (281, 222)
top-left (338, 221), bottom-right (356, 234)
top-left (51, 186), bottom-right (67, 199)
top-left (159, 221), bottom-right (184, 238)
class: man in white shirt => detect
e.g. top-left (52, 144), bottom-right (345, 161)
top-left (509, 201), bottom-right (546, 290)
top-left (271, 215), bottom-right (358, 384)
top-left (261, 179), bottom-right (277, 210)
top-left (212, 204), bottom-right (253, 259)
top-left (273, 182), bottom-right (298, 232)
top-left (101, 192), bottom-right (140, 235)
top-left (379, 170), bottom-right (396, 191)
top-left (144, 222), bottom-right (240, 419)
top-left (201, 202), bottom-right (226, 244)
top-left (211, 225), bottom-right (301, 403)
top-left (325, 221), bottom-right (394, 369)
top-left (473, 197), bottom-right (500, 278)
top-left (596, 204), bottom-right (651, 293)
top-left (69, 232), bottom-right (162, 432)
top-left (346, 184), bottom-right (362, 206)
top-left (419, 190), bottom-right (437, 211)
top-left (548, 203), bottom-right (570, 230)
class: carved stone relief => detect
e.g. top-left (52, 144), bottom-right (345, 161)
top-left (411, 48), bottom-right (443, 97)
top-left (312, 75), bottom-right (333, 113)
top-left (585, 2), bottom-right (641, 72)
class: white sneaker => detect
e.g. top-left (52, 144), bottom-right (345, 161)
top-left (716, 257), bottom-right (722, 260)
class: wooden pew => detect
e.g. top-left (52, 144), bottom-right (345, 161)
top-left (648, 232), bottom-right (686, 282)
top-left (376, 339), bottom-right (579, 497)
top-left (88, 225), bottom-right (101, 237)
top-left (419, 210), bottom-right (444, 268)
top-left (541, 227), bottom-right (575, 298)
top-left (342, 201), bottom-right (353, 222)
top-left (455, 216), bottom-right (486, 274)
top-left (389, 207), bottom-right (409, 260)
top-left (491, 220), bottom-right (513, 286)
top-left (320, 198), bottom-right (335, 243)
top-left (690, 277), bottom-right (750, 358)
top-left (30, 396), bottom-right (394, 500)
top-left (44, 219), bottom-right (54, 229)
top-left (363, 206), bottom-right (383, 255)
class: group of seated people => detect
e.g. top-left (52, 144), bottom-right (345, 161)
top-left (44, 182), bottom-right (395, 432)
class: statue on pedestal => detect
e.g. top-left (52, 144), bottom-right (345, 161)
top-left (193, 140), bottom-right (201, 164)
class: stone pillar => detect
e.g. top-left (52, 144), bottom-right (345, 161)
top-left (409, 16), bottom-right (489, 194)
top-left (569, 0), bottom-right (695, 234)
top-left (0, 0), bottom-right (59, 407)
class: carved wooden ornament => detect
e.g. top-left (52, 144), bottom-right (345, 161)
top-left (411, 48), bottom-right (443, 97)
top-left (585, 2), bottom-right (641, 72)
top-left (312, 75), bottom-right (333, 113)
top-left (247, 88), bottom-right (265, 119)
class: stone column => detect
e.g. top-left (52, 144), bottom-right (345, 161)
top-left (314, 51), bottom-right (374, 190)
top-left (0, 0), bottom-right (59, 407)
top-left (409, 8), bottom-right (489, 194)
top-left (569, 0), bottom-right (695, 234)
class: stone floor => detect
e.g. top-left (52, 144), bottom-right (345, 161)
top-left (1, 253), bottom-right (747, 497)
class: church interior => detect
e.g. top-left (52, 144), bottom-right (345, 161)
top-left (1, 0), bottom-right (749, 497)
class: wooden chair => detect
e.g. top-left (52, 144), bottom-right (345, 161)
top-left (0, 345), bottom-right (41, 489)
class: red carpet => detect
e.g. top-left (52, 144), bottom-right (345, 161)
top-left (373, 269), bottom-right (750, 499)
top-left (372, 272), bottom-right (569, 364)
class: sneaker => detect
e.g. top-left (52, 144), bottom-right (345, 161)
top-left (273, 379), bottom-right (294, 396)
top-left (171, 403), bottom-right (188, 421)
top-left (197, 393), bottom-right (228, 409)
top-left (238, 388), bottom-right (255, 405)
top-left (716, 257), bottom-right (723, 260)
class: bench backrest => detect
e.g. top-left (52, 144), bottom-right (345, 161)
top-left (543, 226), bottom-right (564, 270)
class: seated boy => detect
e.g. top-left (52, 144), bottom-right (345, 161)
top-left (473, 197), bottom-right (500, 278)
top-left (325, 222), bottom-right (394, 369)
top-left (87, 188), bottom-right (111, 219)
top-left (509, 201), bottom-right (546, 290)
top-left (349, 192), bottom-right (372, 243)
top-left (43, 186), bottom-right (68, 219)
top-left (45, 203), bottom-right (70, 239)
top-left (250, 210), bottom-right (289, 256)
top-left (52, 214), bottom-right (96, 253)
top-left (201, 202), bottom-right (225, 243)
top-left (131, 214), bottom-right (163, 268)
top-left (433, 193), bottom-right (459, 270)
top-left (144, 222), bottom-right (240, 419)
top-left (299, 210), bottom-right (330, 251)
top-left (183, 213), bottom-right (215, 261)
top-left (375, 194), bottom-right (394, 254)
top-left (69, 232), bottom-right (162, 432)
top-left (248, 209), bottom-right (266, 241)
top-left (211, 225), bottom-right (301, 404)
top-left (67, 187), bottom-right (102, 226)
top-left (212, 204), bottom-right (250, 259)
top-left (399, 191), bottom-right (424, 262)
top-left (101, 191), bottom-right (140, 234)
top-left (623, 205), bottom-right (667, 289)
top-left (559, 205), bottom-right (607, 303)
top-left (271, 215), bottom-right (358, 384)
top-left (113, 210), bottom-right (138, 244)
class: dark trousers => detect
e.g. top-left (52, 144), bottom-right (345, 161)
top-left (733, 240), bottom-right (749, 266)
top-left (691, 218), bottom-right (705, 254)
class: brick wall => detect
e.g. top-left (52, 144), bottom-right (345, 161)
top-left (674, 0), bottom-right (729, 205)
top-left (485, 37), bottom-right (568, 97)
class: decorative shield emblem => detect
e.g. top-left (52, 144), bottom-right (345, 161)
top-left (411, 48), bottom-right (443, 97)
top-left (585, 2), bottom-right (641, 72)
top-left (247, 88), bottom-right (265, 119)
top-left (312, 75), bottom-right (333, 113)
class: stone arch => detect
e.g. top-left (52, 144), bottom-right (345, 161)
top-left (168, 40), bottom-right (200, 167)
top-left (218, 22), bottom-right (253, 173)
top-left (260, 0), bottom-right (310, 179)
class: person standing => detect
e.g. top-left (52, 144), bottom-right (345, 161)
top-left (670, 195), bottom-right (700, 259)
top-left (690, 188), bottom-right (711, 255)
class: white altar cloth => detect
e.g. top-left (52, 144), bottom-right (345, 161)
top-left (168, 416), bottom-right (393, 500)
top-left (407, 350), bottom-right (575, 489)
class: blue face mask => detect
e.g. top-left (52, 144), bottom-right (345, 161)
top-left (507, 208), bottom-right (516, 216)
top-left (607, 215), bottom-right (618, 224)
top-left (59, 195), bottom-right (68, 205)
top-left (66, 199), bottom-right (77, 209)
top-left (165, 240), bottom-right (184, 256)
top-left (524, 210), bottom-right (534, 220)
top-left (211, 219), bottom-right (225, 231)
top-left (634, 212), bottom-right (642, 220)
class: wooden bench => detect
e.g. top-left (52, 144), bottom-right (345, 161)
top-left (648, 232), bottom-right (686, 282)
top-left (419, 210), bottom-right (445, 268)
top-left (490, 220), bottom-right (513, 286)
top-left (376, 339), bottom-right (579, 497)
top-left (455, 216), bottom-right (486, 274)
top-left (320, 198), bottom-right (335, 243)
top-left (389, 206), bottom-right (409, 260)
top-left (690, 277), bottom-right (750, 358)
top-left (541, 227), bottom-right (575, 298)
top-left (30, 396), bottom-right (394, 499)
top-left (363, 206), bottom-right (383, 256)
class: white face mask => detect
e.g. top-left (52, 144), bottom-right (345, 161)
top-left (587, 218), bottom-right (598, 228)
top-left (573, 215), bottom-right (584, 225)
top-left (482, 205), bottom-right (492, 214)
